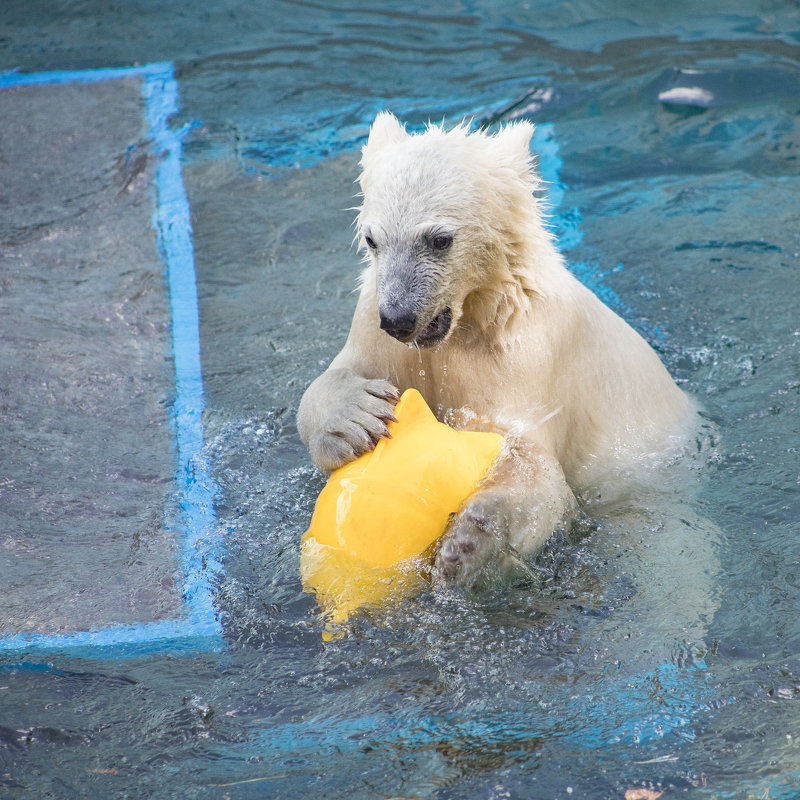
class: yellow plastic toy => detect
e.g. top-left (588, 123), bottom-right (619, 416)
top-left (300, 388), bottom-right (504, 632)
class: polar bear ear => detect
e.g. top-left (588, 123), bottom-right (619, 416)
top-left (359, 112), bottom-right (409, 190)
top-left (365, 111), bottom-right (408, 152)
top-left (492, 121), bottom-right (536, 182)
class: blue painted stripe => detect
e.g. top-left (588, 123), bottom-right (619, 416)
top-left (250, 662), bottom-right (719, 751)
top-left (144, 65), bottom-right (223, 635)
top-left (0, 64), bottom-right (222, 655)
top-left (0, 63), bottom-right (173, 87)
top-left (532, 122), bottom-right (629, 314)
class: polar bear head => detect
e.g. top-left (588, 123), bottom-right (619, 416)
top-left (356, 112), bottom-right (551, 348)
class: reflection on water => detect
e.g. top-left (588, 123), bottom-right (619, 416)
top-left (2, 1), bottom-right (800, 797)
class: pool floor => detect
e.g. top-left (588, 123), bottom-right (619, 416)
top-left (0, 65), bottom-right (221, 652)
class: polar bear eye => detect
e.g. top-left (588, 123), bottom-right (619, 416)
top-left (364, 234), bottom-right (377, 250)
top-left (431, 234), bottom-right (453, 252)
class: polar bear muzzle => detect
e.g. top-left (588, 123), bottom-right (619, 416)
top-left (379, 306), bottom-right (452, 347)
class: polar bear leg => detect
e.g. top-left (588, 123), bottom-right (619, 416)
top-left (435, 447), bottom-right (577, 584)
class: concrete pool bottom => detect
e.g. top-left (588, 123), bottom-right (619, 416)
top-left (0, 65), bottom-right (221, 650)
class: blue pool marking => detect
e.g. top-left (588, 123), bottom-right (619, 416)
top-left (252, 662), bottom-right (719, 753)
top-left (0, 63), bottom-right (223, 656)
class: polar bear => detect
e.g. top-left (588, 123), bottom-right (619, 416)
top-left (297, 112), bottom-right (695, 584)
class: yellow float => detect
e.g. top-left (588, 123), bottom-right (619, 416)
top-left (300, 388), bottom-right (504, 633)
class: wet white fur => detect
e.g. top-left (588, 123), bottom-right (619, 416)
top-left (297, 112), bottom-right (695, 582)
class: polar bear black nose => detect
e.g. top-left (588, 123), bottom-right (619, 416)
top-left (379, 311), bottom-right (417, 342)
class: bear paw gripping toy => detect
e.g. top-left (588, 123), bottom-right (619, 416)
top-left (301, 388), bottom-right (504, 633)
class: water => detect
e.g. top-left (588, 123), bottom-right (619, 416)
top-left (2, 1), bottom-right (800, 798)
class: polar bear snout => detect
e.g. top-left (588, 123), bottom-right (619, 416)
top-left (379, 309), bottom-right (417, 342)
top-left (379, 306), bottom-right (452, 347)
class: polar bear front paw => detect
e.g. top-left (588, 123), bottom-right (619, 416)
top-left (306, 371), bottom-right (399, 473)
top-left (434, 500), bottom-right (506, 584)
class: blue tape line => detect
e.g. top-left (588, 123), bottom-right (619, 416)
top-left (251, 663), bottom-right (718, 751)
top-left (147, 64), bottom-right (223, 642)
top-left (533, 123), bottom-right (629, 315)
top-left (0, 63), bottom-right (223, 655)
top-left (0, 63), bottom-right (173, 87)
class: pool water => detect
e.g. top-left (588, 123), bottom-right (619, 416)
top-left (2, 1), bottom-right (800, 798)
